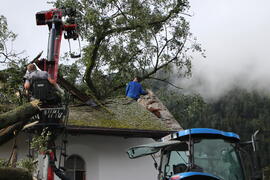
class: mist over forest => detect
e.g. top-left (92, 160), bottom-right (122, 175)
top-left (174, 60), bottom-right (270, 102)
top-left (177, 0), bottom-right (270, 101)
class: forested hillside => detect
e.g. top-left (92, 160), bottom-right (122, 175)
top-left (156, 87), bottom-right (270, 169)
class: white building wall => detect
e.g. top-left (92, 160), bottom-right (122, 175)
top-left (0, 133), bottom-right (29, 161)
top-left (66, 134), bottom-right (158, 180)
top-left (0, 133), bottom-right (159, 180)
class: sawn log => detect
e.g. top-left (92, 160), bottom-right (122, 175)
top-left (0, 100), bottom-right (40, 129)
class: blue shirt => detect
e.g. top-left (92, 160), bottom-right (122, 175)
top-left (126, 81), bottom-right (147, 100)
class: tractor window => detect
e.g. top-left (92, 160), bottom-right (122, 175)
top-left (65, 155), bottom-right (86, 180)
top-left (161, 143), bottom-right (189, 178)
top-left (194, 139), bottom-right (244, 180)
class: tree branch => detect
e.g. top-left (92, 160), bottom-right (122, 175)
top-left (142, 36), bottom-right (187, 79)
top-left (83, 0), bottom-right (187, 98)
top-left (0, 100), bottom-right (40, 129)
top-left (114, 0), bottom-right (131, 24)
top-left (0, 52), bottom-right (12, 63)
top-left (0, 122), bottom-right (23, 146)
top-left (110, 36), bottom-right (187, 93)
top-left (84, 36), bottom-right (105, 98)
top-left (152, 32), bottom-right (159, 70)
top-left (104, 0), bottom-right (186, 36)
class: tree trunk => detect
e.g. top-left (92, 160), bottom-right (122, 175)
top-left (0, 167), bottom-right (32, 180)
top-left (0, 100), bottom-right (40, 145)
top-left (0, 121), bottom-right (25, 145)
top-left (0, 100), bottom-right (40, 129)
top-left (58, 76), bottom-right (97, 106)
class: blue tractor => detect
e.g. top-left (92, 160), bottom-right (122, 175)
top-left (127, 128), bottom-right (262, 180)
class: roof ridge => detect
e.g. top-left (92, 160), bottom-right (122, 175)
top-left (138, 90), bottom-right (183, 131)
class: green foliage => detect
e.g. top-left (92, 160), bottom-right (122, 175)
top-left (158, 87), bottom-right (270, 169)
top-left (0, 15), bottom-right (17, 50)
top-left (0, 159), bottom-right (7, 167)
top-left (0, 158), bottom-right (36, 174)
top-left (51, 0), bottom-right (204, 98)
top-left (59, 62), bottom-right (82, 85)
top-left (0, 58), bottom-right (28, 105)
top-left (157, 89), bottom-right (209, 128)
top-left (31, 128), bottom-right (52, 153)
top-left (17, 158), bottom-right (37, 174)
top-left (0, 14), bottom-right (26, 105)
top-left (0, 15), bottom-right (18, 63)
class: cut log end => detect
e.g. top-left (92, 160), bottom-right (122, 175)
top-left (30, 100), bottom-right (40, 107)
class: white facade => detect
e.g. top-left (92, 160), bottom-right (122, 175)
top-left (0, 133), bottom-right (159, 180)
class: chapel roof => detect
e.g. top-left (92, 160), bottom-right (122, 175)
top-left (67, 92), bottom-right (183, 138)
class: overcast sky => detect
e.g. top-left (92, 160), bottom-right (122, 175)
top-left (1, 0), bottom-right (270, 99)
top-left (180, 0), bottom-right (270, 99)
top-left (0, 0), bottom-right (53, 58)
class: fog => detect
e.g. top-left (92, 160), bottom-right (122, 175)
top-left (174, 0), bottom-right (270, 100)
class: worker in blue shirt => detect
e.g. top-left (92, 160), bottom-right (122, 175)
top-left (126, 76), bottom-right (148, 100)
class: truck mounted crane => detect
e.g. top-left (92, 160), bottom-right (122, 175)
top-left (25, 8), bottom-right (81, 180)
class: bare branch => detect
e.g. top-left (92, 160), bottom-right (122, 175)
top-left (114, 0), bottom-right (131, 24)
top-left (104, 0), bottom-right (185, 36)
top-left (143, 36), bottom-right (187, 79)
top-left (0, 52), bottom-right (12, 63)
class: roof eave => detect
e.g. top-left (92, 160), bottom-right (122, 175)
top-left (66, 125), bottom-right (175, 139)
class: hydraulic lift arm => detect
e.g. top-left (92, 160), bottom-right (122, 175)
top-left (35, 8), bottom-right (80, 82)
top-left (34, 8), bottom-right (81, 180)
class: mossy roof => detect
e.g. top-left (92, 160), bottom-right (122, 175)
top-left (68, 97), bottom-right (170, 131)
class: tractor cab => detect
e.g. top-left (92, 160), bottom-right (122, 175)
top-left (127, 128), bottom-right (262, 180)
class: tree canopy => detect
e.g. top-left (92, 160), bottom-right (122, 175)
top-left (52, 0), bottom-right (204, 98)
top-left (0, 15), bottom-right (17, 64)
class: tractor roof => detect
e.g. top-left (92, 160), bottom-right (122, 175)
top-left (171, 128), bottom-right (240, 142)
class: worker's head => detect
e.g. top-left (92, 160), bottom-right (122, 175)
top-left (134, 76), bottom-right (142, 82)
top-left (27, 64), bottom-right (36, 72)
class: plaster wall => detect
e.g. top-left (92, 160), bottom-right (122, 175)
top-left (0, 133), bottom-right (159, 180)
top-left (0, 133), bottom-right (29, 161)
top-left (66, 134), bottom-right (158, 180)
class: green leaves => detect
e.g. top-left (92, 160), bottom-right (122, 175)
top-left (16, 159), bottom-right (37, 174)
top-left (0, 15), bottom-right (18, 63)
top-left (0, 15), bottom-right (17, 42)
top-left (51, 0), bottom-right (201, 98)
top-left (30, 128), bottom-right (52, 153)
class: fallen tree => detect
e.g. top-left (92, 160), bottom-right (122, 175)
top-left (58, 75), bottom-right (97, 106)
top-left (0, 121), bottom-right (25, 145)
top-left (0, 100), bottom-right (41, 179)
top-left (0, 100), bottom-right (40, 129)
top-left (0, 100), bottom-right (40, 145)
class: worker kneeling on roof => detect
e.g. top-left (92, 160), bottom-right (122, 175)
top-left (24, 64), bottom-right (61, 104)
top-left (126, 76), bottom-right (148, 101)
